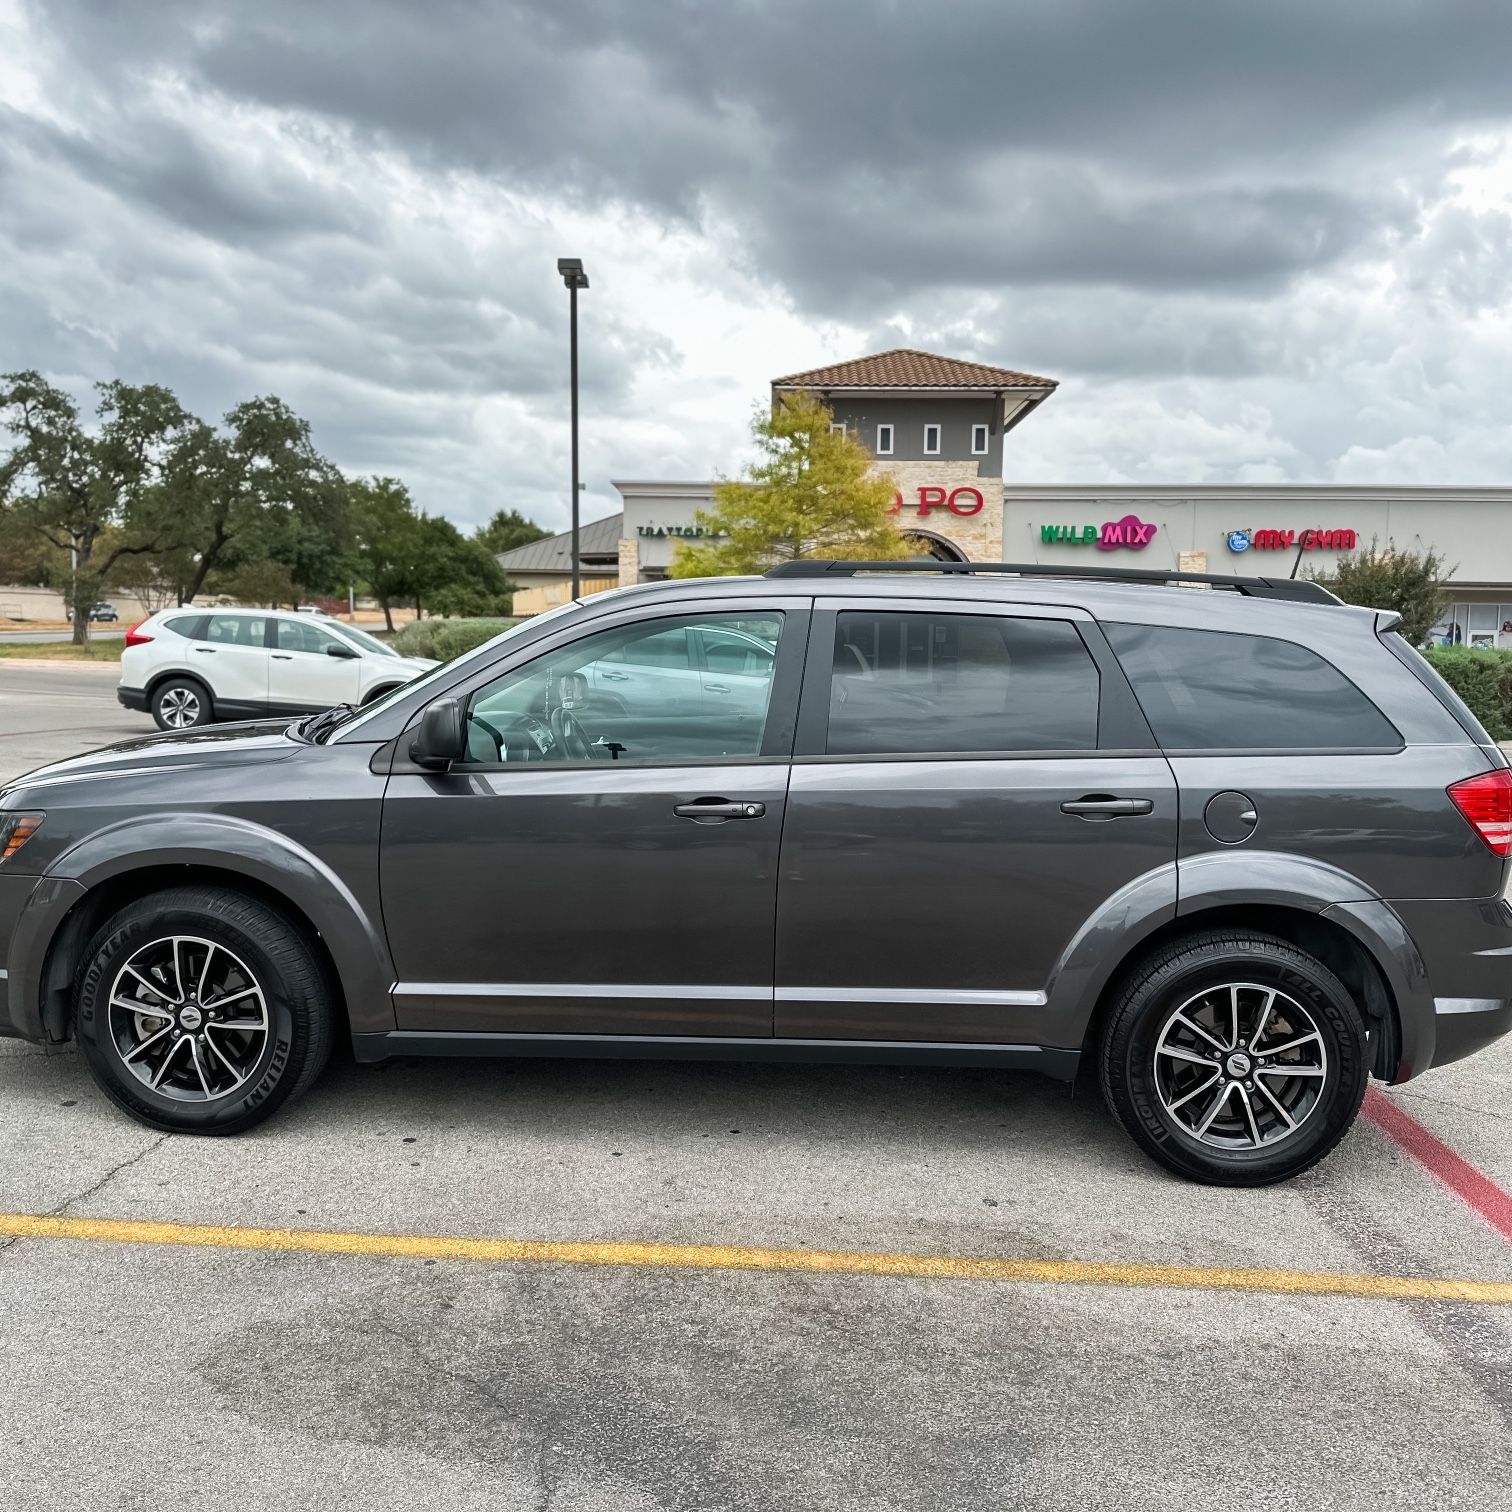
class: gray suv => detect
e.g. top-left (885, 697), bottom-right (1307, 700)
top-left (2, 561), bottom-right (1509, 1186)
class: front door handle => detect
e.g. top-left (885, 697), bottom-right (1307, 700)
top-left (673, 798), bottom-right (766, 822)
top-left (271, 653), bottom-right (293, 660)
top-left (704, 683), bottom-right (730, 694)
top-left (1060, 796), bottom-right (1154, 819)
top-left (600, 670), bottom-right (630, 681)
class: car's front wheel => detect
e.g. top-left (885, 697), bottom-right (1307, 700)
top-left (150, 676), bottom-right (213, 730)
top-left (1100, 930), bottom-right (1369, 1186)
top-left (74, 887), bottom-right (334, 1134)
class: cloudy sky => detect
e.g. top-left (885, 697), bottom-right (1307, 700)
top-left (3, 0), bottom-right (1511, 536)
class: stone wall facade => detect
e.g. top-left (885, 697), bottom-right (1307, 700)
top-left (876, 458), bottom-right (1005, 561)
top-left (617, 535), bottom-right (640, 588)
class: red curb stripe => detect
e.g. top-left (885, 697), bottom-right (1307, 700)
top-left (1363, 1085), bottom-right (1512, 1246)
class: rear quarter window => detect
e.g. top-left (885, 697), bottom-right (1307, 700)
top-left (1380, 631), bottom-right (1495, 745)
top-left (1103, 622), bottom-right (1402, 751)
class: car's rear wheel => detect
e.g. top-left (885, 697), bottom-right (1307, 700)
top-left (74, 887), bottom-right (333, 1134)
top-left (1100, 930), bottom-right (1369, 1186)
top-left (150, 676), bottom-right (212, 730)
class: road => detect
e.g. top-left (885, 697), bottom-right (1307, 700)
top-left (0, 627), bottom-right (124, 643)
top-left (0, 661), bottom-right (142, 783)
top-left (1, 667), bottom-right (1511, 1509)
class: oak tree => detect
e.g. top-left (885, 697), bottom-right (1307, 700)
top-left (669, 392), bottom-right (908, 577)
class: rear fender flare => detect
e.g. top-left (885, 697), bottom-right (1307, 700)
top-left (1042, 863), bottom-right (1178, 1040)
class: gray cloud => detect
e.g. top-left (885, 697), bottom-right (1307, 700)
top-left (3, 0), bottom-right (1512, 517)
top-left (30, 0), bottom-right (1512, 305)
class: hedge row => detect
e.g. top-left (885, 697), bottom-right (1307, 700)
top-left (1421, 646), bottom-right (1512, 741)
top-left (390, 617), bottom-right (517, 662)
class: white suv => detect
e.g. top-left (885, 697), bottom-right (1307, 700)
top-left (118, 608), bottom-right (438, 730)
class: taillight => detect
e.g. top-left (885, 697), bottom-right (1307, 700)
top-left (1447, 769), bottom-right (1512, 857)
top-left (124, 622), bottom-right (154, 647)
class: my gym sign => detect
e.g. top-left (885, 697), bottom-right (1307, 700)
top-left (1038, 514), bottom-right (1158, 551)
top-left (1225, 527), bottom-right (1357, 553)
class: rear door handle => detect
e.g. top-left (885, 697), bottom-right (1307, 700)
top-left (673, 798), bottom-right (766, 822)
top-left (600, 670), bottom-right (630, 681)
top-left (704, 683), bottom-right (730, 694)
top-left (1060, 796), bottom-right (1154, 818)
top-left (193, 647), bottom-right (216, 654)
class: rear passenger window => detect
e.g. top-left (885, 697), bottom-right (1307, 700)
top-left (1104, 623), bottom-right (1401, 751)
top-left (826, 611), bottom-right (1099, 756)
top-left (165, 615), bottom-right (206, 640)
top-left (205, 615), bottom-right (267, 648)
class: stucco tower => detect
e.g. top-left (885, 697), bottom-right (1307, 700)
top-left (770, 349), bottom-right (1058, 561)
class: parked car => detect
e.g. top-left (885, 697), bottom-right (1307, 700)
top-left (116, 607), bottom-right (438, 729)
top-left (5, 561), bottom-right (1512, 1185)
top-left (64, 602), bottom-right (119, 623)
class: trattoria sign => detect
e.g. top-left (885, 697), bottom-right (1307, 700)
top-left (889, 486), bottom-right (985, 518)
top-left (1039, 515), bottom-right (1158, 551)
top-left (1225, 528), bottom-right (1356, 553)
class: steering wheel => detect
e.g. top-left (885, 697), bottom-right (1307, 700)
top-left (550, 705), bottom-right (596, 760)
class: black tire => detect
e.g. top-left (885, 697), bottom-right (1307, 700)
top-left (361, 683), bottom-right (401, 706)
top-left (150, 676), bottom-right (213, 731)
top-left (74, 886), bottom-right (334, 1135)
top-left (1100, 930), bottom-right (1369, 1187)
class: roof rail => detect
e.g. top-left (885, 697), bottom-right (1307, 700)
top-left (762, 559), bottom-right (1340, 606)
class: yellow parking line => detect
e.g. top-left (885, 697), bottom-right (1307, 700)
top-left (2, 1211), bottom-right (1511, 1304)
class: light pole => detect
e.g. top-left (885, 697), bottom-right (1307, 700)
top-left (557, 257), bottom-right (589, 600)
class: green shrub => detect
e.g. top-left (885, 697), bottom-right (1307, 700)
top-left (391, 617), bottom-right (516, 662)
top-left (1421, 646), bottom-right (1512, 741)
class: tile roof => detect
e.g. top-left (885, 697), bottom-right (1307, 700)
top-left (772, 348), bottom-right (1057, 391)
top-left (496, 512), bottom-right (623, 574)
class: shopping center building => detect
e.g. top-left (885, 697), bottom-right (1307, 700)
top-left (498, 348), bottom-right (1512, 646)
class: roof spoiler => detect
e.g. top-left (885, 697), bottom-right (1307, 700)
top-left (764, 559), bottom-right (1342, 606)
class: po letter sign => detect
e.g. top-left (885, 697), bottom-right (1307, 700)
top-left (889, 486), bottom-right (985, 517)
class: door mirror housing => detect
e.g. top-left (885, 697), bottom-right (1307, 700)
top-left (409, 697), bottom-right (467, 771)
top-left (325, 643), bottom-right (360, 659)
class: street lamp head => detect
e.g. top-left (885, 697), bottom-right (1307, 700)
top-left (557, 257), bottom-right (589, 290)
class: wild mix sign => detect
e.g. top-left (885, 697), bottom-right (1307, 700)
top-left (1039, 515), bottom-right (1158, 551)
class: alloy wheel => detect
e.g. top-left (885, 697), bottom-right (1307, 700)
top-left (107, 935), bottom-right (270, 1102)
top-left (159, 688), bottom-right (201, 728)
top-left (1152, 981), bottom-right (1328, 1149)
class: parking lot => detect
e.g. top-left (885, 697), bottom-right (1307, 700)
top-left (2, 662), bottom-right (1511, 1510)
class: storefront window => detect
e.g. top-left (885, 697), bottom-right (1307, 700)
top-left (1429, 604), bottom-right (1512, 650)
top-left (1468, 604), bottom-right (1498, 649)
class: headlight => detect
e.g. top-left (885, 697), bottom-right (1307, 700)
top-left (0, 812), bottom-right (44, 865)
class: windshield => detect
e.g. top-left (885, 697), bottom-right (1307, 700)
top-left (327, 621), bottom-right (398, 658)
top-left (329, 600), bottom-right (589, 739)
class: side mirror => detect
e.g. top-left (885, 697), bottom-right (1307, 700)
top-left (326, 643), bottom-right (360, 659)
top-left (409, 697), bottom-right (467, 771)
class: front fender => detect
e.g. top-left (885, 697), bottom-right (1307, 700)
top-left (9, 814), bottom-right (394, 1042)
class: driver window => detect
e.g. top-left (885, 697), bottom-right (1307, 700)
top-left (275, 619), bottom-right (341, 655)
top-left (464, 611), bottom-right (784, 765)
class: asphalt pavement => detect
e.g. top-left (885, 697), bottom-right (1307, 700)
top-left (0, 661), bottom-right (143, 783)
top-left (1, 667), bottom-right (1511, 1510)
